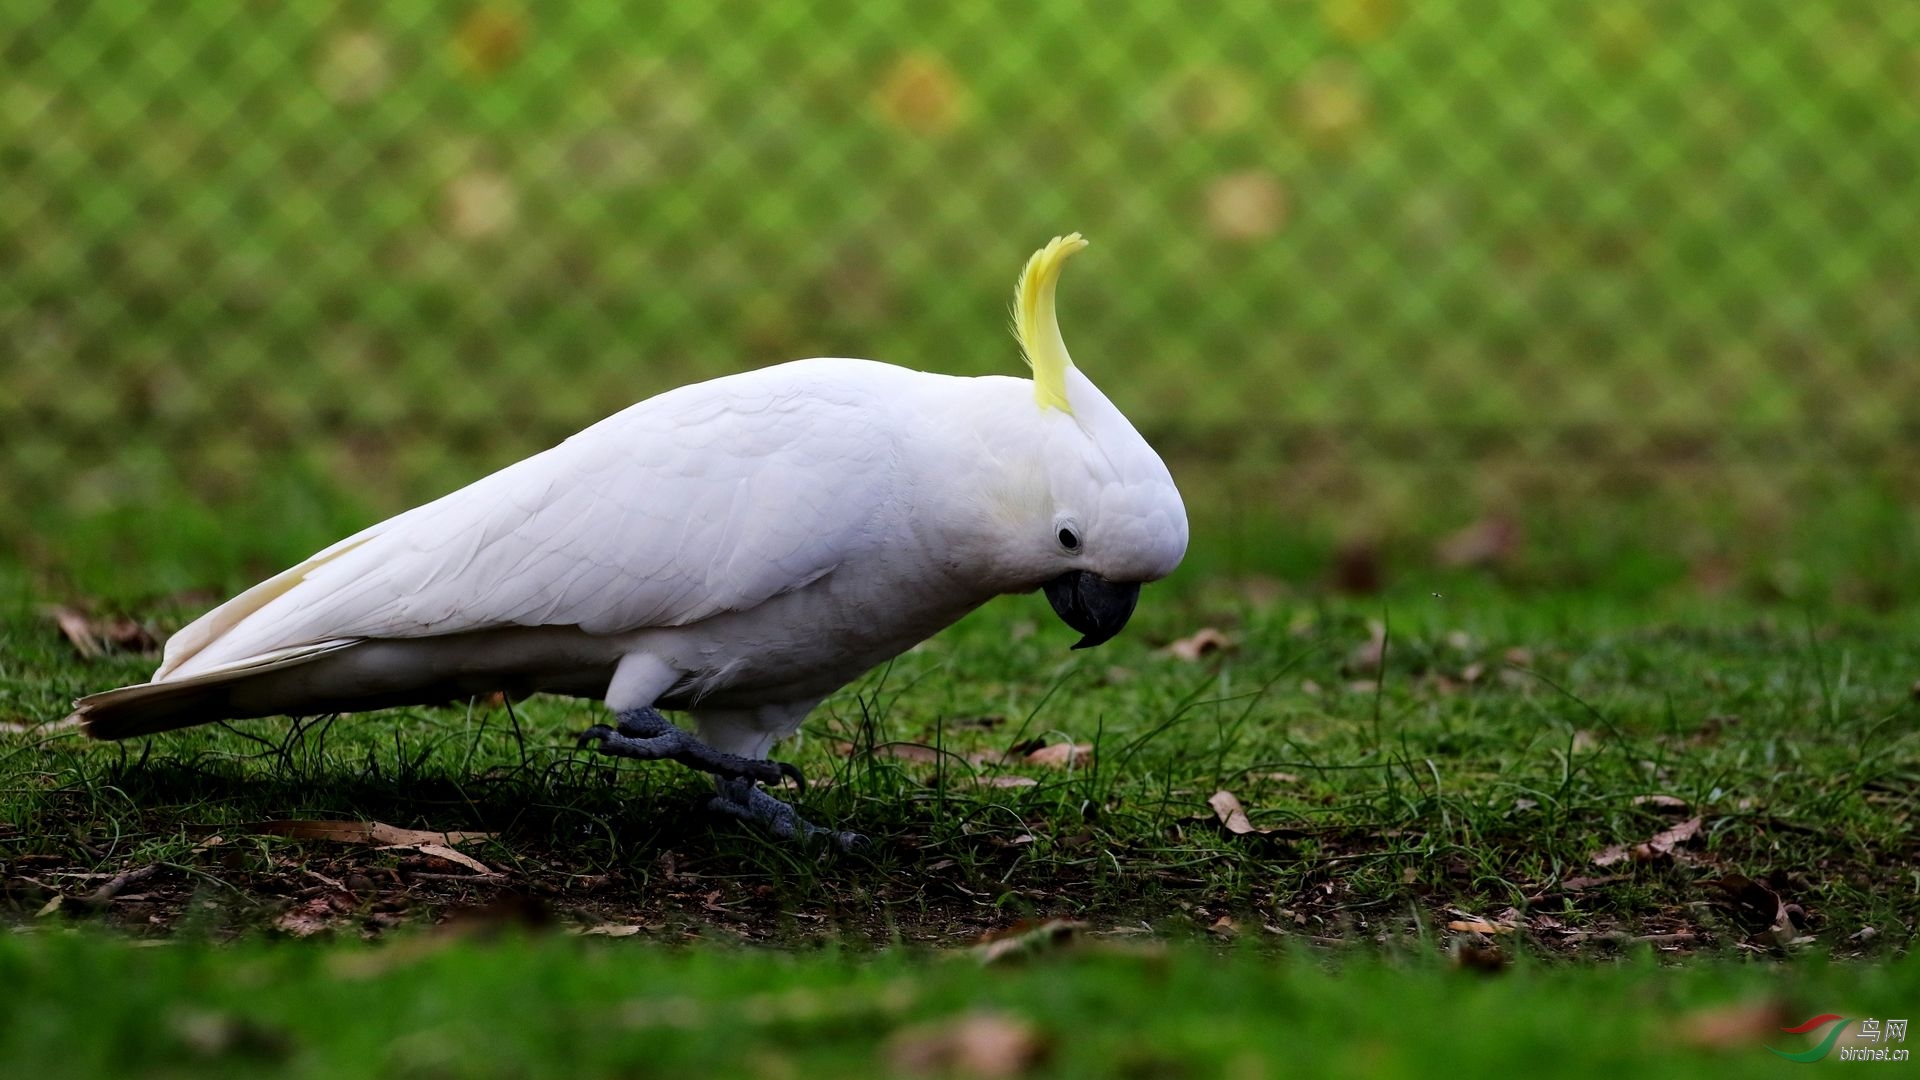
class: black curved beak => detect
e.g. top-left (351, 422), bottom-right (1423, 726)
top-left (1043, 570), bottom-right (1141, 650)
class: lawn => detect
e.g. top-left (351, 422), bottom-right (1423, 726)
top-left (3, 481), bottom-right (1918, 1075)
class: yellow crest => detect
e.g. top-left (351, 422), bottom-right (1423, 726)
top-left (1013, 232), bottom-right (1087, 414)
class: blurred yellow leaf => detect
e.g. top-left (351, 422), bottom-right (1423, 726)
top-left (873, 51), bottom-right (969, 136)
top-left (1293, 59), bottom-right (1369, 147)
top-left (1204, 171), bottom-right (1288, 243)
top-left (452, 6), bottom-right (527, 79)
top-left (314, 30), bottom-right (392, 107)
top-left (1322, 0), bottom-right (1400, 45)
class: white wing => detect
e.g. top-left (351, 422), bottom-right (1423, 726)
top-left (158, 359), bottom-right (903, 681)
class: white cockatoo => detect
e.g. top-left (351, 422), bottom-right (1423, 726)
top-left (73, 234), bottom-right (1188, 846)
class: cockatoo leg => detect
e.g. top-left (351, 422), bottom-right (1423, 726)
top-left (709, 776), bottom-right (866, 851)
top-left (576, 707), bottom-right (802, 788)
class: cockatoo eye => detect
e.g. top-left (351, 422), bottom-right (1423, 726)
top-left (1057, 527), bottom-right (1081, 552)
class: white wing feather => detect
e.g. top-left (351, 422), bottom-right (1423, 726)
top-left (158, 359), bottom-right (902, 681)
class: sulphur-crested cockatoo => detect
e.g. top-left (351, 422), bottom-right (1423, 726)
top-left (73, 234), bottom-right (1187, 847)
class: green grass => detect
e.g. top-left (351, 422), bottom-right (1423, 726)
top-left (4, 928), bottom-right (1918, 1078)
top-left (6, 534), bottom-right (1918, 944)
top-left (6, 460), bottom-right (1919, 1074)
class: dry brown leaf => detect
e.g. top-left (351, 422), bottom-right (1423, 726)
top-left (314, 29), bottom-right (392, 106)
top-left (973, 776), bottom-right (1039, 789)
top-left (273, 896), bottom-right (346, 938)
top-left (1558, 875), bottom-right (1623, 892)
top-left (579, 924), bottom-right (648, 938)
top-left (1344, 620), bottom-right (1388, 675)
top-left (1204, 171), bottom-right (1287, 242)
top-left (1023, 743), bottom-right (1092, 769)
top-left (233, 820), bottom-right (493, 847)
top-left (865, 742), bottom-right (946, 764)
top-left (48, 606), bottom-right (102, 658)
top-left (45, 606), bottom-right (157, 658)
top-left (403, 843), bottom-right (493, 876)
top-left (1591, 844), bottom-right (1633, 868)
top-left (1435, 516), bottom-right (1521, 569)
top-left (1633, 794), bottom-right (1689, 811)
top-left (1208, 790), bottom-right (1266, 836)
top-left (1263, 771), bottom-right (1301, 783)
top-left (1593, 816), bottom-right (1703, 866)
top-left (1705, 874), bottom-right (1790, 935)
top-left (873, 50), bottom-right (970, 136)
top-left (1670, 999), bottom-right (1790, 1051)
top-left (0, 715), bottom-right (82, 736)
top-left (451, 5), bottom-right (526, 78)
top-left (886, 1011), bottom-right (1045, 1078)
top-left (1207, 914), bottom-right (1239, 938)
top-left (1446, 918), bottom-right (1514, 935)
top-left (972, 920), bottom-right (1084, 965)
top-left (1646, 816), bottom-right (1703, 855)
top-left (1164, 627), bottom-right (1236, 662)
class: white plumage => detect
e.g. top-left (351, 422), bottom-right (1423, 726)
top-left (73, 235), bottom-right (1188, 839)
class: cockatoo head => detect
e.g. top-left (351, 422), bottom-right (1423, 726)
top-left (993, 234), bottom-right (1189, 649)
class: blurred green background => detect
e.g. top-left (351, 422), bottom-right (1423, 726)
top-left (4, 1), bottom-right (1918, 597)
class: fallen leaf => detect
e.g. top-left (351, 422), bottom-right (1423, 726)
top-left (580, 924), bottom-right (648, 938)
top-left (1164, 627), bottom-right (1236, 662)
top-left (1671, 999), bottom-right (1790, 1051)
top-left (1435, 516), bottom-right (1521, 569)
top-left (273, 896), bottom-right (348, 938)
top-left (1293, 58), bottom-right (1370, 147)
top-left (1207, 914), bottom-right (1240, 938)
top-left (0, 716), bottom-right (82, 736)
top-left (1208, 790), bottom-right (1272, 836)
top-left (1451, 938), bottom-right (1506, 973)
top-left (1263, 771), bottom-right (1301, 783)
top-left (314, 29), bottom-right (392, 107)
top-left (451, 5), bottom-right (526, 79)
top-left (48, 607), bottom-right (101, 658)
top-left (231, 820), bottom-right (493, 847)
top-left (1558, 875), bottom-right (1623, 892)
top-left (441, 170), bottom-right (518, 241)
top-left (1344, 619), bottom-right (1388, 675)
top-left (34, 894), bottom-right (62, 918)
top-left (1023, 743), bottom-right (1092, 769)
top-left (1646, 816), bottom-right (1703, 855)
top-left (886, 1011), bottom-right (1045, 1078)
top-left (1591, 845), bottom-right (1632, 868)
top-left (44, 606), bottom-right (158, 658)
top-left (1633, 794), bottom-right (1689, 812)
top-left (402, 843), bottom-right (493, 876)
top-left (972, 920), bottom-right (1084, 965)
top-left (1704, 874), bottom-right (1789, 935)
top-left (1593, 816), bottom-right (1703, 867)
top-left (973, 776), bottom-right (1038, 789)
top-left (1323, 0), bottom-right (1402, 44)
top-left (1204, 171), bottom-right (1287, 242)
top-left (1446, 918), bottom-right (1514, 935)
top-left (872, 50), bottom-right (970, 136)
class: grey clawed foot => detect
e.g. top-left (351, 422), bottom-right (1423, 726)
top-left (710, 777), bottom-right (867, 853)
top-left (574, 708), bottom-right (795, 788)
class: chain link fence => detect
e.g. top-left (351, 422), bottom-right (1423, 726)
top-left (5, 2), bottom-right (1918, 565)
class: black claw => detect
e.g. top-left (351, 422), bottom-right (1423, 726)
top-left (775, 760), bottom-right (806, 793)
top-left (576, 724), bottom-right (613, 749)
